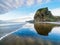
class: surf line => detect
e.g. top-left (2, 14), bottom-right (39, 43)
top-left (0, 23), bottom-right (26, 40)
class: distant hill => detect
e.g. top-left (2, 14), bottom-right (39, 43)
top-left (34, 7), bottom-right (60, 22)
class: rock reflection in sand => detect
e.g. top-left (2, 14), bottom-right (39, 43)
top-left (0, 28), bottom-right (57, 45)
top-left (0, 23), bottom-right (60, 45)
top-left (34, 23), bottom-right (58, 36)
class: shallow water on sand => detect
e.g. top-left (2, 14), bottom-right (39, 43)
top-left (0, 22), bottom-right (26, 38)
top-left (0, 22), bottom-right (60, 45)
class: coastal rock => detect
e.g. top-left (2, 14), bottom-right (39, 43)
top-left (34, 7), bottom-right (55, 22)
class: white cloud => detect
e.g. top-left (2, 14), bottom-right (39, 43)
top-left (0, 0), bottom-right (51, 14)
top-left (8, 12), bottom-right (35, 22)
top-left (36, 0), bottom-right (51, 4)
top-left (26, 0), bottom-right (35, 6)
top-left (26, 0), bottom-right (51, 6)
top-left (0, 0), bottom-right (24, 14)
top-left (51, 8), bottom-right (60, 16)
top-left (13, 0), bottom-right (24, 8)
top-left (0, 10), bottom-right (35, 20)
top-left (37, 0), bottom-right (43, 4)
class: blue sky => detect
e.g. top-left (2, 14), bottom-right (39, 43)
top-left (0, 0), bottom-right (60, 20)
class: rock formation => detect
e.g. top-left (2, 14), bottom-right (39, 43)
top-left (34, 7), bottom-right (55, 22)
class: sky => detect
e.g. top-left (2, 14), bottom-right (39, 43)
top-left (0, 0), bottom-right (60, 20)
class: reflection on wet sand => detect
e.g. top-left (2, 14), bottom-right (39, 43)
top-left (34, 23), bottom-right (58, 36)
top-left (0, 23), bottom-right (60, 45)
top-left (0, 30), bottom-right (58, 45)
top-left (0, 35), bottom-right (52, 45)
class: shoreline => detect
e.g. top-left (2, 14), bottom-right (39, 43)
top-left (0, 23), bottom-right (26, 40)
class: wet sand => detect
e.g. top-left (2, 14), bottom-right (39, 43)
top-left (0, 29), bottom-right (60, 45)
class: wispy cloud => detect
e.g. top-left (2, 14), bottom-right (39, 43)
top-left (37, 0), bottom-right (43, 4)
top-left (0, 0), bottom-right (51, 14)
top-left (51, 8), bottom-right (60, 16)
top-left (26, 0), bottom-right (35, 6)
